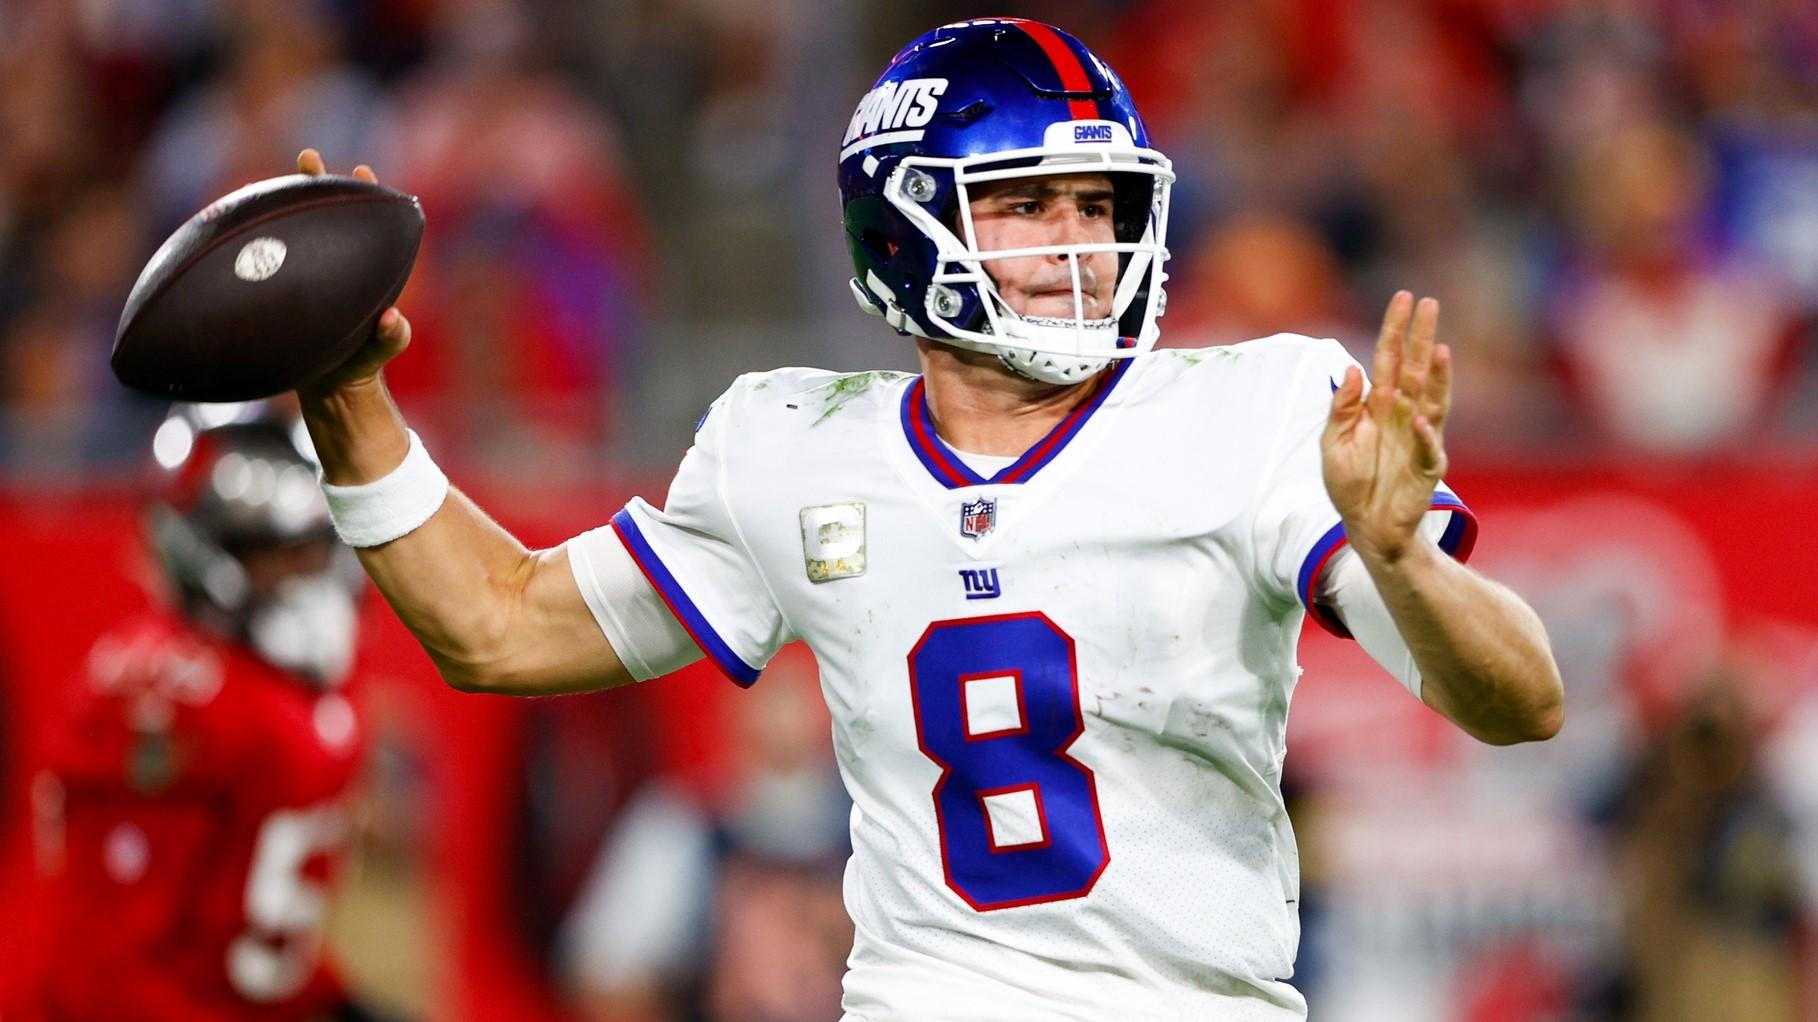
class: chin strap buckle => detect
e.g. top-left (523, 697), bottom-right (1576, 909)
top-left (848, 277), bottom-right (884, 317)
top-left (851, 275), bottom-right (917, 336)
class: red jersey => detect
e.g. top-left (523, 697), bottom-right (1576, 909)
top-left (12, 610), bottom-right (363, 1021)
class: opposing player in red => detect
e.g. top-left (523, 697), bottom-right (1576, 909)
top-left (10, 404), bottom-right (373, 1021)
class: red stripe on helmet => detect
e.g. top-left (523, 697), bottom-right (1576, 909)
top-left (1012, 21), bottom-right (1101, 121)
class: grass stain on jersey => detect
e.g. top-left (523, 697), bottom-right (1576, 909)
top-left (1167, 347), bottom-right (1246, 367)
top-left (812, 371), bottom-right (909, 425)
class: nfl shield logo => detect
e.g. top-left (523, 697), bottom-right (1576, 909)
top-left (959, 497), bottom-right (996, 539)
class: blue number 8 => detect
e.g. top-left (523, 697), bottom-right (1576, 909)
top-left (907, 612), bottom-right (1109, 911)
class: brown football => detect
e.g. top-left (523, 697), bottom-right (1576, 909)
top-left (112, 174), bottom-right (424, 402)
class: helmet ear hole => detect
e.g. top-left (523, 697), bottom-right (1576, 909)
top-left (857, 228), bottom-right (893, 261)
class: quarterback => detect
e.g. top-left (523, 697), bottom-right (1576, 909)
top-left (294, 18), bottom-right (1562, 1021)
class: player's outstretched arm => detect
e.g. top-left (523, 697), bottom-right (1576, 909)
top-left (1322, 292), bottom-right (1564, 745)
top-left (294, 150), bottom-right (634, 696)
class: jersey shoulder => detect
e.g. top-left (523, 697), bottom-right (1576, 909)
top-left (1128, 334), bottom-right (1357, 423)
top-left (1138, 333), bottom-right (1351, 387)
top-left (706, 366), bottom-right (913, 446)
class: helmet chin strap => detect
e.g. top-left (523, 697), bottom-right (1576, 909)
top-left (996, 347), bottom-right (1110, 385)
top-left (992, 314), bottom-right (1116, 385)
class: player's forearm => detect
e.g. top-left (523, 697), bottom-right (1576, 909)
top-left (298, 376), bottom-right (514, 681)
top-left (1355, 539), bottom-right (1564, 745)
top-left (298, 379), bottom-right (614, 693)
top-left (349, 486), bottom-right (545, 689)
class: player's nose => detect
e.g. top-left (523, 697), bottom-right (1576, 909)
top-left (1046, 204), bottom-right (1101, 252)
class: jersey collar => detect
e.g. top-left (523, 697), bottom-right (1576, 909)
top-left (899, 357), bottom-right (1133, 489)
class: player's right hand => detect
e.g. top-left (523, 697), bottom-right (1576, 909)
top-left (294, 147), bottom-right (413, 397)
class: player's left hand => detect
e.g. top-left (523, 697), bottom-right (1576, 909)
top-left (1321, 290), bottom-right (1449, 564)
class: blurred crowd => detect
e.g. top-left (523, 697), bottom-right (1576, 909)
top-left (3, 1), bottom-right (1818, 1020)
top-left (4, 0), bottom-right (1818, 483)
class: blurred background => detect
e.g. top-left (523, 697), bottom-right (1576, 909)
top-left (1, 0), bottom-right (1816, 1019)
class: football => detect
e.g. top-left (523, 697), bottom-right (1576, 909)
top-left (112, 174), bottom-right (424, 402)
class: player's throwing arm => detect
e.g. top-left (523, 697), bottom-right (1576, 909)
top-left (291, 152), bottom-right (636, 696)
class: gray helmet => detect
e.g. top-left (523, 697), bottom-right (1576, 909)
top-left (146, 403), bottom-right (361, 683)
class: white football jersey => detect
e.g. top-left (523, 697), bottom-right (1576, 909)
top-left (570, 334), bottom-right (1476, 1021)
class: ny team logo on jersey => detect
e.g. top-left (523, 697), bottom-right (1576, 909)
top-left (959, 567), bottom-right (1001, 600)
top-left (959, 497), bottom-right (996, 539)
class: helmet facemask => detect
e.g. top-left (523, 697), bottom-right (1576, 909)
top-left (880, 126), bottom-right (1173, 384)
top-left (243, 545), bottom-right (363, 687)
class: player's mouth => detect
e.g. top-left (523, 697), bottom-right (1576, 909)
top-left (1025, 287), bottom-right (1106, 318)
top-left (1025, 270), bottom-right (1105, 301)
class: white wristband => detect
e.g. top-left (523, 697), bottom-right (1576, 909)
top-left (320, 429), bottom-right (450, 548)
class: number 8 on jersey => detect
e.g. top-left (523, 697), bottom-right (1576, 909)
top-left (907, 612), bottom-right (1110, 911)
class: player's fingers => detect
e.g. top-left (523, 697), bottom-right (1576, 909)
top-left (1390, 389), bottom-right (1417, 430)
top-left (1423, 342), bottom-right (1452, 430)
top-left (1412, 414), bottom-right (1447, 477)
top-left (1371, 290), bottom-right (1412, 396)
top-left (298, 148), bottom-right (326, 176)
top-left (352, 164), bottom-right (378, 184)
top-left (1324, 365), bottom-right (1365, 440)
top-left (376, 307), bottom-right (412, 355)
top-left (1401, 296), bottom-right (1439, 393)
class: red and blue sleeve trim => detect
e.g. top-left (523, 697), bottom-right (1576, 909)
top-left (1428, 490), bottom-right (1479, 562)
top-left (1297, 522), bottom-right (1354, 637)
top-left (610, 509), bottom-right (762, 687)
top-left (1295, 497), bottom-right (1481, 640)
top-left (900, 358), bottom-right (1131, 490)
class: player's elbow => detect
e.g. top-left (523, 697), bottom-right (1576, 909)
top-left (431, 642), bottom-right (632, 696)
top-left (427, 621), bottom-right (531, 694)
top-left (414, 614), bottom-right (513, 693)
top-left (1475, 680), bottom-right (1565, 746)
top-left (1520, 663), bottom-right (1567, 742)
top-left (1529, 694), bottom-right (1565, 742)
top-left (432, 639), bottom-right (556, 694)
top-left (434, 653), bottom-right (508, 694)
top-left (1499, 698), bottom-right (1564, 745)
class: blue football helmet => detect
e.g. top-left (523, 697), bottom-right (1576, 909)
top-left (839, 18), bottom-right (1173, 384)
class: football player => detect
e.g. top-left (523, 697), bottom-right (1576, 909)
top-left (293, 18), bottom-right (1563, 1020)
top-left (11, 405), bottom-right (374, 1021)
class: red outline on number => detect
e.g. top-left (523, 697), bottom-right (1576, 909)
top-left (977, 783), bottom-right (1051, 852)
top-left (906, 610), bottom-right (1111, 913)
top-left (959, 669), bottom-right (1028, 742)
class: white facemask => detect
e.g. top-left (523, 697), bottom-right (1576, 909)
top-left (247, 574), bottom-right (359, 686)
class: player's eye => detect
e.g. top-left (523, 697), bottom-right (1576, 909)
top-left (1006, 199), bottom-right (1044, 215)
top-left (1080, 202), bottom-right (1109, 218)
